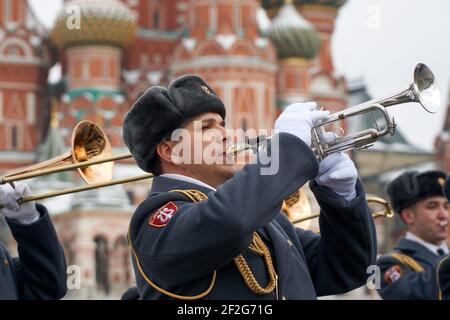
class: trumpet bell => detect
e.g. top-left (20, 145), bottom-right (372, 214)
top-left (413, 63), bottom-right (441, 113)
top-left (71, 121), bottom-right (114, 184)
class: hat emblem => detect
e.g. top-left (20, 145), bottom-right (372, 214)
top-left (201, 85), bottom-right (211, 95)
top-left (438, 177), bottom-right (445, 186)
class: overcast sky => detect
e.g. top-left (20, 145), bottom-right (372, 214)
top-left (28, 0), bottom-right (450, 151)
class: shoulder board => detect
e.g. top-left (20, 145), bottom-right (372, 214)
top-left (168, 189), bottom-right (209, 203)
top-left (387, 252), bottom-right (424, 272)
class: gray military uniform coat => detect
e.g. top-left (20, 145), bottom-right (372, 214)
top-left (0, 204), bottom-right (67, 300)
top-left (129, 133), bottom-right (377, 300)
top-left (377, 238), bottom-right (450, 299)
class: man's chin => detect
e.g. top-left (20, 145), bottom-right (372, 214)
top-left (437, 232), bottom-right (449, 242)
top-left (431, 231), bottom-right (448, 244)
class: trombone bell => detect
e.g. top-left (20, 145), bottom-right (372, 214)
top-left (71, 121), bottom-right (114, 184)
top-left (1, 121), bottom-right (114, 185)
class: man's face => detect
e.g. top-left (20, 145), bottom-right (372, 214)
top-left (402, 196), bottom-right (449, 245)
top-left (168, 112), bottom-right (245, 187)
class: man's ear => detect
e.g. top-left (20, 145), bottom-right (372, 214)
top-left (401, 208), bottom-right (415, 226)
top-left (156, 141), bottom-right (182, 165)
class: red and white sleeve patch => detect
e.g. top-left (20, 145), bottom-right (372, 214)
top-left (384, 265), bottom-right (403, 284)
top-left (149, 202), bottom-right (178, 228)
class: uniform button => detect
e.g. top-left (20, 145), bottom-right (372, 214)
top-left (287, 239), bottom-right (293, 247)
top-left (4, 259), bottom-right (9, 267)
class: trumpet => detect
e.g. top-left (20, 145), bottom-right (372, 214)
top-left (235, 63), bottom-right (441, 160)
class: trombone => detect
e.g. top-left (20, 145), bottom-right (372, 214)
top-left (0, 121), bottom-right (153, 207)
top-left (290, 196), bottom-right (394, 225)
top-left (0, 120), bottom-right (255, 208)
top-left (0, 63), bottom-right (441, 207)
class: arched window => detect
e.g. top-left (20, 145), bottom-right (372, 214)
top-left (153, 10), bottom-right (160, 29)
top-left (11, 125), bottom-right (18, 150)
top-left (94, 236), bottom-right (110, 294)
top-left (63, 238), bottom-right (75, 266)
top-left (149, 0), bottom-right (165, 30)
top-left (241, 119), bottom-right (248, 132)
top-left (4, 45), bottom-right (22, 57)
top-left (5, 122), bottom-right (23, 151)
top-left (0, 38), bottom-right (32, 59)
top-left (126, 190), bottom-right (135, 204)
top-left (82, 61), bottom-right (90, 80)
top-left (114, 236), bottom-right (131, 284)
top-left (3, 0), bottom-right (13, 23)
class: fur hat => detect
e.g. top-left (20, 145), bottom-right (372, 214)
top-left (122, 75), bottom-right (226, 173)
top-left (386, 170), bottom-right (447, 214)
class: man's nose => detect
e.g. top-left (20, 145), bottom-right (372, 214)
top-left (218, 126), bottom-right (228, 143)
top-left (437, 205), bottom-right (449, 220)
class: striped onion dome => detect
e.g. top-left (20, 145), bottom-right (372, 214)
top-left (52, 0), bottom-right (137, 48)
top-left (296, 0), bottom-right (346, 7)
top-left (267, 2), bottom-right (320, 59)
top-left (262, 0), bottom-right (346, 12)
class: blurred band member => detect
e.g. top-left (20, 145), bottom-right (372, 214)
top-left (0, 182), bottom-right (67, 300)
top-left (377, 170), bottom-right (450, 299)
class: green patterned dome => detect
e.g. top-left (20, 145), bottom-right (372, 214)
top-left (52, 0), bottom-right (137, 48)
top-left (262, 0), bottom-right (346, 19)
top-left (267, 2), bottom-right (320, 59)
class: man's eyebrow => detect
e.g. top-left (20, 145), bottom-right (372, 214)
top-left (201, 119), bottom-right (225, 127)
top-left (201, 119), bottom-right (214, 126)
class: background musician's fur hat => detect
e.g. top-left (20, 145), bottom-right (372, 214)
top-left (386, 170), bottom-right (447, 214)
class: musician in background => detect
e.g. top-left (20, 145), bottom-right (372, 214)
top-left (123, 74), bottom-right (376, 300)
top-left (0, 182), bottom-right (67, 300)
top-left (377, 170), bottom-right (450, 299)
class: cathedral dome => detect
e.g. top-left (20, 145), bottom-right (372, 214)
top-left (297, 0), bottom-right (346, 7)
top-left (262, 0), bottom-right (346, 19)
top-left (262, 0), bottom-right (347, 11)
top-left (52, 0), bottom-right (137, 48)
top-left (267, 2), bottom-right (320, 59)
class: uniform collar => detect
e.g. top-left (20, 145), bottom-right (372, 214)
top-left (150, 175), bottom-right (216, 196)
top-left (394, 238), bottom-right (440, 265)
top-left (159, 174), bottom-right (217, 192)
top-left (405, 232), bottom-right (449, 256)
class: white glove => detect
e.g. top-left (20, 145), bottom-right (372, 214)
top-left (274, 102), bottom-right (331, 147)
top-left (0, 182), bottom-right (39, 225)
top-left (315, 152), bottom-right (358, 201)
